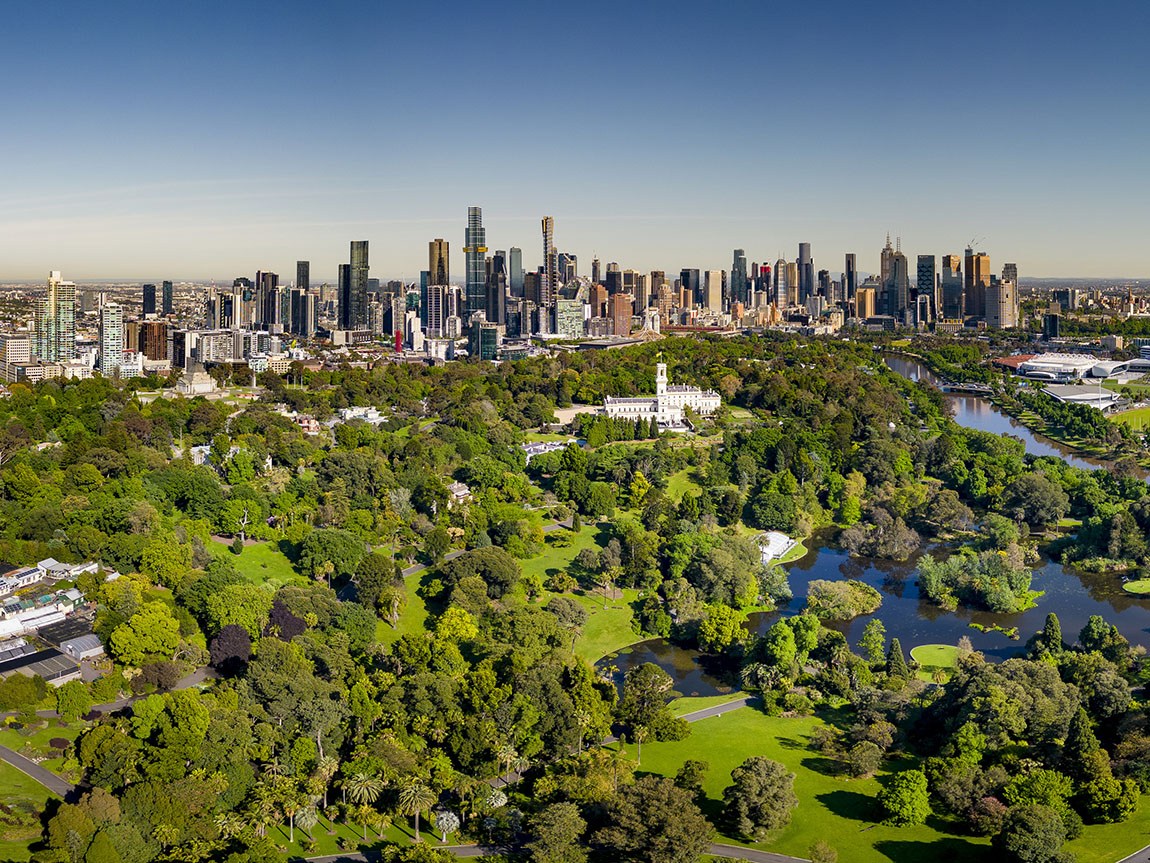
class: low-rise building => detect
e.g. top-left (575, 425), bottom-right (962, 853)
top-left (603, 363), bottom-right (721, 430)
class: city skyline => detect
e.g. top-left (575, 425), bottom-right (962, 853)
top-left (1, 1), bottom-right (1148, 279)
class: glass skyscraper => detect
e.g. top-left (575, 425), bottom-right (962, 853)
top-left (464, 207), bottom-right (486, 320)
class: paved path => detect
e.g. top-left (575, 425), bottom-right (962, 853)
top-left (1117, 844), bottom-right (1150, 863)
top-left (0, 744), bottom-right (75, 797)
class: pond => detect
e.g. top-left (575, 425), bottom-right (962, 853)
top-left (598, 356), bottom-right (1150, 696)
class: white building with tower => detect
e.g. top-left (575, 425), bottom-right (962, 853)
top-left (602, 363), bottom-right (721, 430)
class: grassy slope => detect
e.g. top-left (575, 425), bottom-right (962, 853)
top-left (0, 761), bottom-right (57, 862)
top-left (208, 540), bottom-right (304, 588)
top-left (375, 569), bottom-right (429, 646)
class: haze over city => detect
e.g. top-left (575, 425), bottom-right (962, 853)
top-left (2, 0), bottom-right (1148, 280)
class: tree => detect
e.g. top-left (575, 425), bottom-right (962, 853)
top-left (992, 804), bottom-right (1072, 863)
top-left (355, 552), bottom-right (395, 610)
top-left (205, 583), bottom-right (274, 638)
top-left (721, 757), bottom-right (798, 839)
top-left (885, 637), bottom-right (910, 679)
top-left (398, 781), bottom-right (437, 843)
top-left (433, 809), bottom-right (460, 843)
top-left (56, 679), bottom-right (93, 721)
top-left (592, 775), bottom-right (712, 863)
top-left (697, 604), bottom-right (743, 653)
top-left (1027, 612), bottom-right (1065, 658)
top-left (527, 802), bottom-right (587, 863)
top-left (1004, 473), bottom-right (1070, 528)
top-left (298, 528), bottom-right (365, 581)
top-left (109, 603), bottom-right (181, 667)
top-left (618, 663), bottom-right (674, 732)
top-left (878, 769), bottom-right (931, 826)
top-left (209, 624), bottom-right (252, 676)
top-left (809, 841), bottom-right (838, 863)
top-left (845, 741), bottom-right (883, 777)
top-left (344, 772), bottom-right (386, 841)
top-left (859, 618), bottom-right (886, 665)
top-left (674, 760), bottom-right (710, 806)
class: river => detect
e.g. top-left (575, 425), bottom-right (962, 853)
top-left (601, 355), bottom-right (1150, 697)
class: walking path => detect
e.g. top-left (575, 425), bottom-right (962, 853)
top-left (0, 744), bottom-right (75, 797)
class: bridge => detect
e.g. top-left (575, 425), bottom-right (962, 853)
top-left (940, 383), bottom-right (994, 395)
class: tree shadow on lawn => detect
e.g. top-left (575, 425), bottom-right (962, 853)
top-left (800, 755), bottom-right (843, 777)
top-left (815, 789), bottom-right (881, 823)
top-left (873, 837), bottom-right (983, 863)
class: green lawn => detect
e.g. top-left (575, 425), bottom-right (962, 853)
top-left (375, 569), bottom-right (430, 646)
top-left (911, 644), bottom-right (961, 682)
top-left (664, 468), bottom-right (704, 502)
top-left (632, 708), bottom-right (991, 863)
top-left (567, 589), bottom-right (642, 663)
top-left (209, 540), bottom-right (304, 588)
top-left (1113, 406), bottom-right (1150, 431)
top-left (1123, 579), bottom-right (1150, 595)
top-left (669, 693), bottom-right (748, 717)
top-left (0, 760), bottom-right (58, 862)
top-left (524, 431), bottom-right (573, 443)
top-left (520, 525), bottom-right (608, 586)
top-left (0, 719), bottom-right (85, 774)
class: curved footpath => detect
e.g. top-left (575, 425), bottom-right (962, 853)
top-left (0, 743), bottom-right (75, 797)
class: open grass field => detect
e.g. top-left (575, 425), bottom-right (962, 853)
top-left (569, 588), bottom-right (642, 663)
top-left (911, 644), bottom-right (961, 682)
top-left (519, 524), bottom-right (609, 585)
top-left (1113, 406), bottom-right (1150, 431)
top-left (665, 468), bottom-right (705, 502)
top-left (209, 540), bottom-right (303, 588)
top-left (631, 708), bottom-right (991, 863)
top-left (0, 760), bottom-right (57, 862)
top-left (0, 719), bottom-right (85, 774)
top-left (1123, 579), bottom-right (1150, 595)
top-left (375, 569), bottom-right (430, 646)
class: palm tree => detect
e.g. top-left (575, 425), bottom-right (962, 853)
top-left (313, 756), bottom-right (340, 808)
top-left (397, 781), bottom-right (437, 843)
top-left (633, 726), bottom-right (649, 767)
top-left (496, 744), bottom-right (517, 782)
top-left (214, 811), bottom-right (245, 840)
top-left (296, 805), bottom-right (319, 842)
top-left (343, 772), bottom-right (386, 841)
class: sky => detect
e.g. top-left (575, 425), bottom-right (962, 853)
top-left (1, 0), bottom-right (1148, 282)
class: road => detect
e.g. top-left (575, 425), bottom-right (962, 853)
top-left (0, 744), bottom-right (75, 797)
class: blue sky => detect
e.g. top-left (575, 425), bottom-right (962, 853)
top-left (2, 0), bottom-right (1148, 281)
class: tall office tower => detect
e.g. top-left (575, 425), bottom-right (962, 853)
top-left (589, 283), bottom-right (607, 318)
top-left (464, 207), bottom-right (487, 319)
top-left (818, 269), bottom-right (832, 300)
top-left (99, 303), bottom-right (124, 374)
top-left (773, 258), bottom-right (789, 307)
top-left (884, 253), bottom-right (910, 318)
top-left (605, 270), bottom-right (624, 296)
top-left (485, 252), bottom-right (507, 326)
top-left (756, 265), bottom-right (771, 307)
top-left (845, 253), bottom-right (858, 301)
top-left (508, 247), bottom-right (524, 296)
top-left (592, 257), bottom-right (602, 284)
top-left (524, 271), bottom-right (541, 305)
top-left (880, 235), bottom-right (896, 284)
top-left (622, 269), bottom-right (638, 295)
top-left (680, 269), bottom-right (700, 305)
top-left (1002, 262), bottom-right (1018, 285)
top-left (916, 255), bottom-right (936, 315)
top-left (34, 271), bottom-right (77, 362)
top-left (635, 274), bottom-right (650, 310)
top-left (609, 292), bottom-right (633, 336)
top-left (349, 240), bottom-right (370, 329)
top-left (730, 249), bottom-right (748, 307)
top-left (429, 239), bottom-right (449, 287)
top-left (257, 271), bottom-right (281, 329)
top-left (138, 321), bottom-right (168, 360)
top-left (941, 255), bottom-right (964, 319)
top-left (986, 280), bottom-right (1018, 329)
top-left (161, 280), bottom-right (174, 316)
top-left (338, 264), bottom-right (352, 329)
top-left (296, 261), bottom-right (310, 293)
top-left (558, 252), bottom-right (577, 283)
top-left (964, 247), bottom-right (991, 317)
top-left (142, 283), bottom-right (157, 317)
top-left (541, 216), bottom-right (557, 312)
top-left (650, 270), bottom-right (665, 294)
top-left (704, 270), bottom-right (723, 312)
top-left (290, 288), bottom-right (317, 337)
top-left (797, 243), bottom-right (813, 303)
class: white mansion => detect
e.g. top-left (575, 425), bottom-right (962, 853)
top-left (602, 363), bottom-right (721, 430)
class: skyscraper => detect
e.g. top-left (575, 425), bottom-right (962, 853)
top-left (541, 216), bottom-right (557, 322)
top-left (296, 261), bottom-right (310, 292)
top-left (162, 280), bottom-right (174, 316)
top-left (338, 264), bottom-right (352, 329)
top-left (1002, 262), bottom-right (1018, 285)
top-left (350, 240), bottom-right (369, 329)
top-left (508, 247), bottom-right (524, 296)
top-left (844, 254), bottom-right (857, 301)
top-left (290, 289), bottom-right (317, 338)
top-left (99, 303), bottom-right (123, 375)
top-left (257, 271), bottom-right (281, 330)
top-left (797, 243), bottom-right (813, 303)
top-left (916, 256), bottom-right (936, 318)
top-left (464, 207), bottom-right (486, 320)
top-left (773, 258), bottom-right (789, 307)
top-left (142, 283), bottom-right (157, 317)
top-left (680, 269), bottom-right (700, 306)
top-left (486, 251), bottom-right (507, 326)
top-left (34, 271), bottom-right (77, 362)
top-left (880, 235), bottom-right (896, 284)
top-left (429, 239), bottom-right (449, 287)
top-left (730, 249), bottom-right (748, 307)
top-left (558, 252), bottom-right (577, 283)
top-left (704, 270), bottom-right (723, 312)
top-left (964, 247), bottom-right (991, 318)
top-left (941, 255), bottom-right (963, 319)
top-left (986, 280), bottom-right (1018, 329)
top-left (592, 257), bottom-right (601, 284)
top-left (609, 292), bottom-right (633, 336)
top-left (884, 253), bottom-right (910, 318)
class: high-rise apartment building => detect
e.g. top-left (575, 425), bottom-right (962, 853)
top-left (964, 247), bottom-right (991, 318)
top-left (1002, 263), bottom-right (1018, 285)
top-left (541, 216), bottom-right (557, 323)
top-left (986, 280), bottom-right (1018, 329)
top-left (916, 255), bottom-right (936, 316)
top-left (99, 303), bottom-right (123, 375)
top-left (486, 252), bottom-right (507, 326)
top-left (350, 240), bottom-right (369, 328)
top-left (290, 289), bottom-right (317, 337)
top-left (609, 292), bottom-right (633, 336)
top-left (142, 283), bottom-right (157, 317)
top-left (773, 258), bottom-right (789, 307)
top-left (855, 286), bottom-right (877, 319)
top-left (429, 239), bottom-right (449, 287)
top-left (464, 207), bottom-right (486, 320)
top-left (162, 280), bottom-right (174, 316)
top-left (844, 253), bottom-right (857, 301)
top-left (558, 252), bottom-right (577, 283)
top-left (592, 257), bottom-right (602, 284)
top-left (884, 253), bottom-right (910, 318)
top-left (34, 271), bottom-right (77, 362)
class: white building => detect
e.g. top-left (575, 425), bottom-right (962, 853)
top-left (1017, 353), bottom-right (1099, 381)
top-left (99, 303), bottom-right (124, 375)
top-left (603, 363), bottom-right (721, 430)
